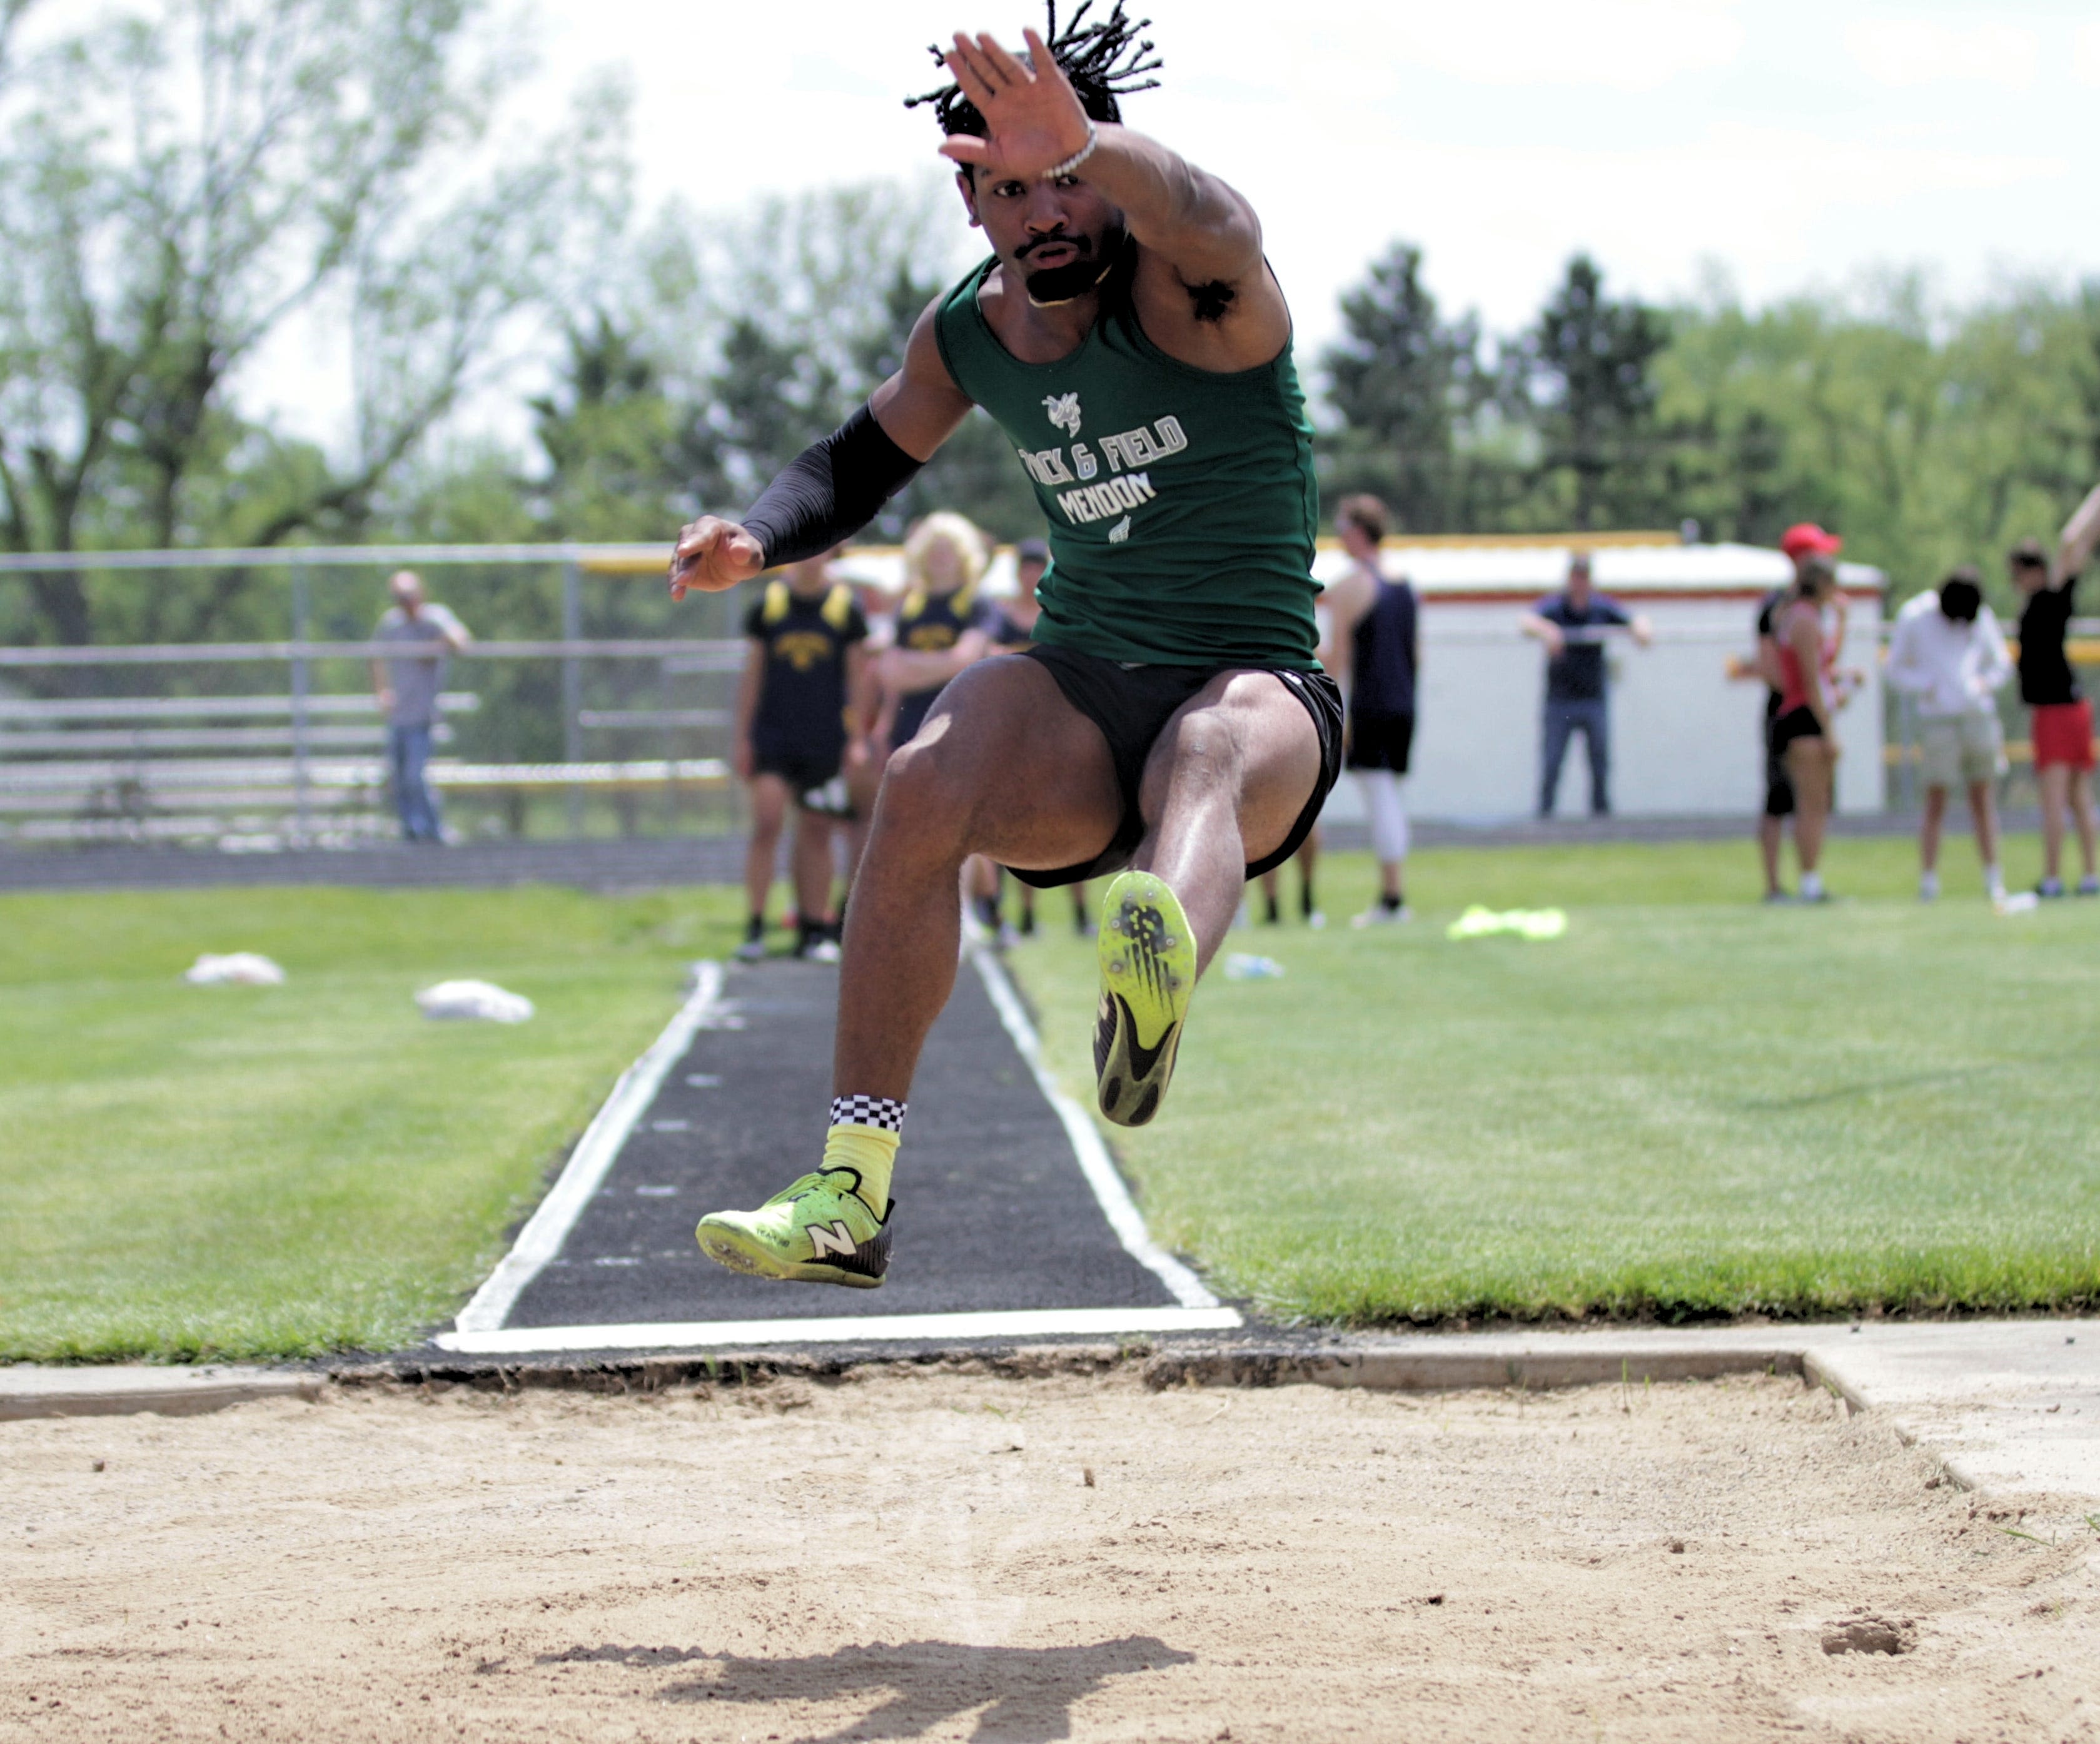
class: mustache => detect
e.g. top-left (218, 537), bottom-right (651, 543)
top-left (1016, 230), bottom-right (1092, 260)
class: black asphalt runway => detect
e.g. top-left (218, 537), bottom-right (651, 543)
top-left (503, 956), bottom-right (1177, 1327)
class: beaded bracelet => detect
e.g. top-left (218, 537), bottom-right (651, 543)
top-left (1041, 119), bottom-right (1098, 181)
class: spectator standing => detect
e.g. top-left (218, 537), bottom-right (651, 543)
top-left (370, 570), bottom-right (470, 844)
top-left (1886, 567), bottom-right (2012, 902)
top-left (1320, 494), bottom-right (1418, 924)
top-left (734, 548), bottom-right (872, 962)
top-left (1521, 553), bottom-right (1652, 817)
top-left (1749, 524), bottom-right (1845, 898)
top-left (2019, 509), bottom-right (2099, 895)
top-left (877, 512), bottom-right (1001, 755)
top-left (1769, 557), bottom-right (1845, 902)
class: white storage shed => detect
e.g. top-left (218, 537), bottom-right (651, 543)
top-left (1311, 538), bottom-right (1887, 823)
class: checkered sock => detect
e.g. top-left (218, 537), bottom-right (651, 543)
top-left (824, 1096), bottom-right (904, 1211)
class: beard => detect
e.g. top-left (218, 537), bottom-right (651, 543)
top-left (1018, 220), bottom-right (1128, 306)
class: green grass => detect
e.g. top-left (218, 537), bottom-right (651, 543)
top-left (0, 886), bottom-right (740, 1361)
top-left (1012, 834), bottom-right (2100, 1325)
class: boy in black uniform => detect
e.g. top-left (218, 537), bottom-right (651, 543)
top-left (735, 550), bottom-right (871, 961)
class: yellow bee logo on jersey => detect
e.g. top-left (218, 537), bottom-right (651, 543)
top-left (773, 630), bottom-right (836, 672)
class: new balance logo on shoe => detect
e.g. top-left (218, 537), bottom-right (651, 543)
top-left (808, 1221), bottom-right (858, 1260)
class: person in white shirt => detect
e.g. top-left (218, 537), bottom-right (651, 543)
top-left (1884, 567), bottom-right (2012, 900)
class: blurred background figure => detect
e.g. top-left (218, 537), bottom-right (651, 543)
top-left (1320, 493), bottom-right (1418, 926)
top-left (369, 570), bottom-right (470, 844)
top-left (877, 512), bottom-right (1000, 760)
top-left (872, 513), bottom-right (1003, 943)
top-left (2018, 504), bottom-right (2100, 897)
top-left (733, 548), bottom-right (871, 962)
top-left (1768, 556), bottom-right (1848, 902)
top-left (1744, 525), bottom-right (1845, 899)
top-left (1522, 553), bottom-right (1652, 817)
top-left (1887, 566), bottom-right (2012, 902)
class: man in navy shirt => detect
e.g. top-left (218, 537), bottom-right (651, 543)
top-left (1520, 553), bottom-right (1652, 816)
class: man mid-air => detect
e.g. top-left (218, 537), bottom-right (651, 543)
top-left (669, 3), bottom-right (1340, 1288)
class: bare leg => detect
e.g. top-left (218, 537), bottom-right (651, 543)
top-left (834, 659), bottom-right (1121, 1101)
top-left (1967, 778), bottom-right (1999, 876)
top-left (744, 775), bottom-right (790, 922)
top-left (1758, 814), bottom-right (1784, 897)
top-left (2075, 770), bottom-right (2099, 879)
top-left (1785, 741), bottom-right (1830, 875)
top-left (1133, 671), bottom-right (1323, 974)
top-left (1919, 786), bottom-right (1947, 874)
top-left (1296, 827), bottom-right (1321, 918)
top-left (2040, 764), bottom-right (2069, 882)
top-left (790, 805), bottom-right (835, 927)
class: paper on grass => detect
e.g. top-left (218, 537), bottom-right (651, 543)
top-left (183, 952), bottom-right (286, 985)
top-left (1446, 905), bottom-right (1568, 942)
top-left (415, 979), bottom-right (534, 1023)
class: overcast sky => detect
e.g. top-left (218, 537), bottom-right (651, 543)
top-left (33, 0), bottom-right (2091, 453)
top-left (568, 0), bottom-right (2100, 351)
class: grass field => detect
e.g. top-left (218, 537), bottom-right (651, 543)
top-left (0, 885), bottom-right (740, 1361)
top-left (1014, 834), bottom-right (2100, 1324)
top-left (7, 833), bottom-right (2097, 1360)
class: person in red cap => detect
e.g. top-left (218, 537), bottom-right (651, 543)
top-left (1752, 525), bottom-right (1849, 898)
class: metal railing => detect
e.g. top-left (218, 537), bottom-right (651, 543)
top-left (0, 543), bottom-right (757, 847)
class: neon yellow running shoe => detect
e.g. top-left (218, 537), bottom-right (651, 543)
top-left (695, 1168), bottom-right (892, 1288)
top-left (1093, 870), bottom-right (1196, 1128)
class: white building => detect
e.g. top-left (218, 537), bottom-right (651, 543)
top-left (1313, 538), bottom-right (1886, 823)
top-left (835, 534), bottom-right (1887, 822)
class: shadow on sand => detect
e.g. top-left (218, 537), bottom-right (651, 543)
top-left (538, 1635), bottom-right (1194, 1741)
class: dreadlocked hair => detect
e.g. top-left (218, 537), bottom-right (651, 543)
top-left (904, 1), bottom-right (1163, 141)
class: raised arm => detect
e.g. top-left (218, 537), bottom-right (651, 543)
top-left (2057, 481), bottom-right (2100, 585)
top-left (938, 28), bottom-right (1288, 364)
top-left (669, 301), bottom-right (974, 599)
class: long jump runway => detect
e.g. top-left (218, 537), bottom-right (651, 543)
top-left (435, 950), bottom-right (1238, 1356)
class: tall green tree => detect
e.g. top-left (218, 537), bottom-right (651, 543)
top-left (0, 0), bottom-right (623, 644)
top-left (1505, 254), bottom-right (1672, 530)
top-left (1319, 241), bottom-right (1480, 533)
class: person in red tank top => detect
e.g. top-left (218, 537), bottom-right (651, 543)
top-left (1767, 559), bottom-right (1842, 900)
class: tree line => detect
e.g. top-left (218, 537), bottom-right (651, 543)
top-left (4, 0), bottom-right (2097, 655)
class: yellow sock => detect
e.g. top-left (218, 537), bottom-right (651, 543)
top-left (823, 1122), bottom-right (898, 1212)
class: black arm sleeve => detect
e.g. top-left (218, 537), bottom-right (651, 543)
top-left (740, 403), bottom-right (924, 567)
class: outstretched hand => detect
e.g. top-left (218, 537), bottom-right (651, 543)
top-left (938, 27), bottom-right (1093, 180)
top-left (669, 516), bottom-right (765, 601)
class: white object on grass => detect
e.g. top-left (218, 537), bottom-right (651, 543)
top-left (1993, 891), bottom-right (2039, 917)
top-left (1446, 905), bottom-right (1568, 942)
top-left (1223, 953), bottom-right (1285, 980)
top-left (415, 979), bottom-right (535, 1023)
top-left (183, 952), bottom-right (286, 986)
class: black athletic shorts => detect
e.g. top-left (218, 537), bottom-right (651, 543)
top-left (1007, 643), bottom-right (1345, 890)
top-left (752, 746), bottom-right (842, 807)
top-left (1769, 704), bottom-right (1823, 759)
top-left (1347, 710), bottom-right (1415, 774)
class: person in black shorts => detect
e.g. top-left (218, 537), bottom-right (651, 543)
top-left (1320, 494), bottom-right (1417, 924)
top-left (1746, 524), bottom-right (1845, 899)
top-left (735, 549), bottom-right (871, 961)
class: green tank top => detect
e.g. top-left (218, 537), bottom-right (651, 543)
top-left (933, 254), bottom-right (1320, 670)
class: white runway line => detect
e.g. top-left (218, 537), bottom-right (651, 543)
top-left (967, 943), bottom-right (1229, 1316)
top-left (434, 1306), bottom-right (1244, 1355)
top-left (450, 962), bottom-right (725, 1335)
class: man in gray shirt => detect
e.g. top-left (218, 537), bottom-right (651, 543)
top-left (370, 570), bottom-right (470, 842)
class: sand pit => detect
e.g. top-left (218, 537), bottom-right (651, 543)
top-left (4, 1364), bottom-right (2097, 1741)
